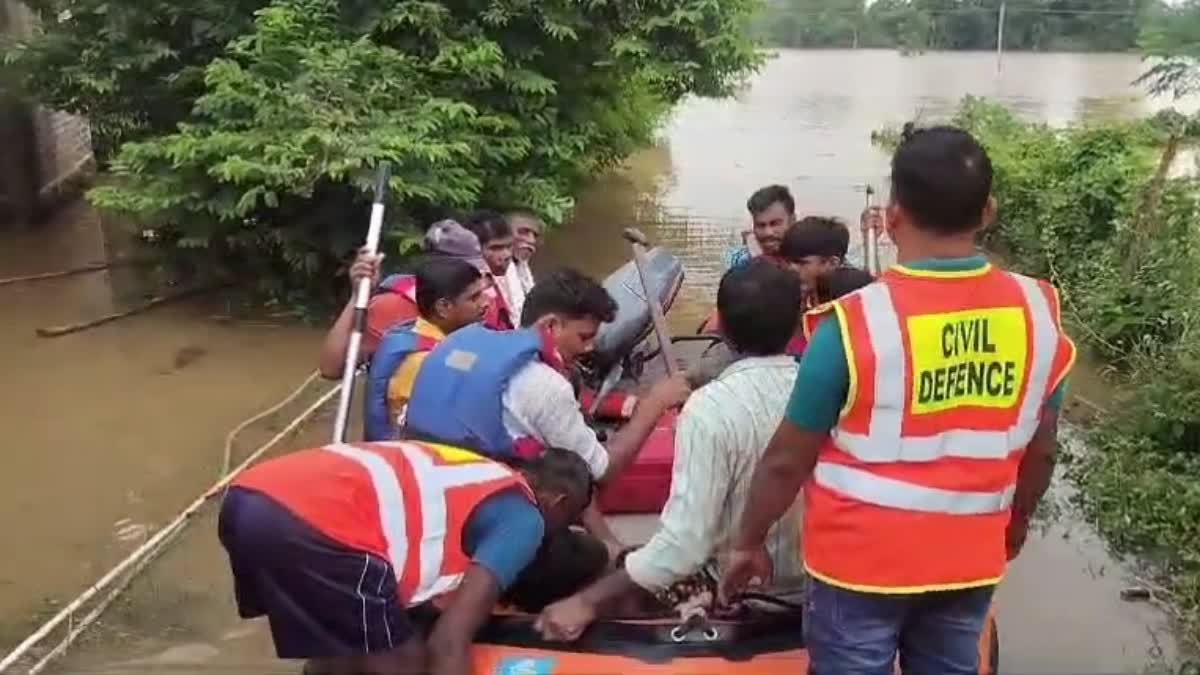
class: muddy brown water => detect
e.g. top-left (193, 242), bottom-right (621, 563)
top-left (1, 50), bottom-right (1194, 673)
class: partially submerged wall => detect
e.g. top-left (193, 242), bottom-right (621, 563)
top-left (0, 0), bottom-right (95, 223)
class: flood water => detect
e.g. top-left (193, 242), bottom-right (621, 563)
top-left (0, 49), bottom-right (1192, 673)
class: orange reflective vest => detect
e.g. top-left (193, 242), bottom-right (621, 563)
top-left (233, 441), bottom-right (531, 605)
top-left (800, 263), bottom-right (1075, 593)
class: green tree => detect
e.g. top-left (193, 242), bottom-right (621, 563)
top-left (4, 0), bottom-right (268, 162)
top-left (1137, 0), bottom-right (1200, 99)
top-left (8, 0), bottom-right (761, 305)
top-left (754, 0), bottom-right (866, 48)
top-left (865, 0), bottom-right (932, 52)
top-left (755, 0), bottom-right (1153, 53)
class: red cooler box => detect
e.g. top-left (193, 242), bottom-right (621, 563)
top-left (597, 410), bottom-right (677, 514)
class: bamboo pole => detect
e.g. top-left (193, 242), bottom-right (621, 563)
top-left (25, 520), bottom-right (185, 675)
top-left (0, 380), bottom-right (340, 674)
top-left (35, 286), bottom-right (216, 338)
top-left (0, 258), bottom-right (150, 288)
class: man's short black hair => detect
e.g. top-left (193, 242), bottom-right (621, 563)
top-left (815, 266), bottom-right (875, 304)
top-left (780, 223), bottom-right (845, 261)
top-left (891, 124), bottom-right (993, 235)
top-left (464, 209), bottom-right (513, 244)
top-left (414, 256), bottom-right (482, 316)
top-left (717, 259), bottom-right (802, 356)
top-left (746, 184), bottom-right (795, 216)
top-left (796, 216), bottom-right (850, 258)
top-left (520, 268), bottom-right (617, 327)
top-left (503, 448), bottom-right (605, 613)
top-left (521, 447), bottom-right (595, 512)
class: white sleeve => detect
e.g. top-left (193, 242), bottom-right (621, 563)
top-left (502, 363), bottom-right (610, 479)
top-left (624, 394), bottom-right (730, 591)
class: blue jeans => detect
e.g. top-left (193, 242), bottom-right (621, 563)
top-left (804, 577), bottom-right (995, 675)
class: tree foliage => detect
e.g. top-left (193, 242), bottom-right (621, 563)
top-left (756, 0), bottom-right (1156, 52)
top-left (943, 98), bottom-right (1200, 366)
top-left (879, 98), bottom-right (1200, 647)
top-left (6, 0), bottom-right (761, 307)
top-left (1137, 0), bottom-right (1200, 99)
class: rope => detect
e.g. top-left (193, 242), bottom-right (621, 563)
top-left (0, 375), bottom-right (341, 674)
top-left (221, 370), bottom-right (323, 476)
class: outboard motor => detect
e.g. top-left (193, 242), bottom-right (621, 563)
top-left (585, 247), bottom-right (684, 387)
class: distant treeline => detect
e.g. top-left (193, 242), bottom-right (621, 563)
top-left (755, 0), bottom-right (1161, 52)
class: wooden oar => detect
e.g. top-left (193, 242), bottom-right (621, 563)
top-left (863, 185), bottom-right (881, 275)
top-left (622, 228), bottom-right (680, 377)
top-left (742, 228), bottom-right (764, 258)
top-left (331, 162), bottom-right (392, 443)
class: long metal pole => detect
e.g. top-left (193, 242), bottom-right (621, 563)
top-left (996, 1), bottom-right (1007, 74)
top-left (332, 163), bottom-right (391, 443)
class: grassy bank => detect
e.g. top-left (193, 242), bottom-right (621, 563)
top-left (884, 98), bottom-right (1200, 647)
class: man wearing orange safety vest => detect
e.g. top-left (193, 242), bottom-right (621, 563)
top-left (218, 442), bottom-right (592, 675)
top-left (721, 125), bottom-right (1075, 675)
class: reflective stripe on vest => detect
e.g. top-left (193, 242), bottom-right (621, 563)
top-left (323, 442), bottom-right (516, 605)
top-left (830, 272), bottom-right (1058, 465)
top-left (814, 461), bottom-right (1015, 515)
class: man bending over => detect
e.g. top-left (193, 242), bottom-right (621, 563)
top-left (219, 443), bottom-right (593, 675)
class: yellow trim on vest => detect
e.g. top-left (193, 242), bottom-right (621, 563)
top-left (805, 564), bottom-right (1003, 595)
top-left (1043, 284), bottom-right (1078, 399)
top-left (802, 302), bottom-right (834, 340)
top-left (834, 302), bottom-right (858, 419)
top-left (892, 262), bottom-right (994, 279)
top-left (423, 443), bottom-right (488, 464)
top-left (1054, 341), bottom-right (1078, 395)
top-left (1050, 332), bottom-right (1078, 398)
top-left (1047, 285), bottom-right (1064, 324)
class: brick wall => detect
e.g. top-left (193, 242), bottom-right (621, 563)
top-left (31, 107), bottom-right (95, 201)
top-left (0, 0), bottom-right (32, 36)
top-left (1, 0), bottom-right (95, 214)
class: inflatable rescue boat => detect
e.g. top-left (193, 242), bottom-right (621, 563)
top-left (461, 597), bottom-right (998, 674)
top-left (518, 246), bottom-right (1000, 674)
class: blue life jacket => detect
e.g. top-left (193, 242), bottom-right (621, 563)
top-left (363, 320), bottom-right (439, 441)
top-left (404, 324), bottom-right (543, 458)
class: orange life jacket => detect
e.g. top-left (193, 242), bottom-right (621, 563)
top-left (233, 441), bottom-right (532, 605)
top-left (800, 263), bottom-right (1075, 594)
